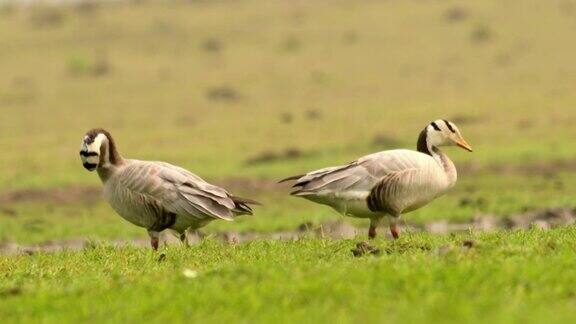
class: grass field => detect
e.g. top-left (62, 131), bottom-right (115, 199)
top-left (3, 230), bottom-right (576, 323)
top-left (1, 0), bottom-right (576, 322)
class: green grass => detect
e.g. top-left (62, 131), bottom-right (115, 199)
top-left (2, 229), bottom-right (576, 323)
top-left (1, 0), bottom-right (576, 322)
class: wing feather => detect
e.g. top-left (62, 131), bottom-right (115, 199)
top-left (285, 150), bottom-right (433, 196)
top-left (117, 161), bottom-right (257, 221)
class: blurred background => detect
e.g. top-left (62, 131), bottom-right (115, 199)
top-left (1, 0), bottom-right (576, 244)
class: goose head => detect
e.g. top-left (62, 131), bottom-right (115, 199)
top-left (79, 128), bottom-right (122, 171)
top-left (418, 119), bottom-right (473, 154)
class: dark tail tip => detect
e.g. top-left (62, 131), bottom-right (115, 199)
top-left (278, 174), bottom-right (305, 184)
top-left (231, 196), bottom-right (262, 206)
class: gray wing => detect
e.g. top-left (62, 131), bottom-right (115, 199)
top-left (118, 161), bottom-right (256, 221)
top-left (281, 149), bottom-right (434, 197)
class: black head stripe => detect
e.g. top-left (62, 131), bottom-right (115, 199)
top-left (431, 122), bottom-right (441, 131)
top-left (83, 162), bottom-right (98, 170)
top-left (443, 120), bottom-right (456, 133)
top-left (84, 135), bottom-right (96, 144)
top-left (79, 151), bottom-right (99, 157)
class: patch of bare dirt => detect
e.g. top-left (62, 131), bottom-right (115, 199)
top-left (448, 113), bottom-right (485, 125)
top-left (351, 241), bottom-right (381, 257)
top-left (244, 148), bottom-right (305, 166)
top-left (470, 25), bottom-right (493, 43)
top-left (459, 159), bottom-right (576, 176)
top-left (444, 6), bottom-right (469, 22)
top-left (424, 207), bottom-right (576, 235)
top-left (0, 186), bottom-right (102, 206)
top-left (205, 86), bottom-right (240, 102)
top-left (371, 133), bottom-right (402, 148)
top-left (3, 207), bottom-right (575, 255)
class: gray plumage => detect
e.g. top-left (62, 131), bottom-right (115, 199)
top-left (281, 119), bottom-right (472, 239)
top-left (80, 128), bottom-right (258, 250)
top-left (104, 160), bottom-right (255, 232)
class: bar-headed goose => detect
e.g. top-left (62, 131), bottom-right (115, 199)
top-left (79, 128), bottom-right (259, 250)
top-left (280, 119), bottom-right (472, 240)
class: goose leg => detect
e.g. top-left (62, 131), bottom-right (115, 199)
top-left (148, 230), bottom-right (160, 251)
top-left (389, 217), bottom-right (400, 239)
top-left (368, 225), bottom-right (377, 240)
top-left (368, 218), bottom-right (383, 240)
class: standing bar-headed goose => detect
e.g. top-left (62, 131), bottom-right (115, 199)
top-left (79, 128), bottom-right (259, 250)
top-left (280, 120), bottom-right (472, 240)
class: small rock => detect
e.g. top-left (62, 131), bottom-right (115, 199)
top-left (426, 221), bottom-right (449, 234)
top-left (462, 240), bottom-right (475, 249)
top-left (532, 220), bottom-right (550, 230)
top-left (182, 268), bottom-right (198, 279)
top-left (317, 221), bottom-right (357, 239)
top-left (473, 214), bottom-right (500, 231)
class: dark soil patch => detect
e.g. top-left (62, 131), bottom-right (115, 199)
top-left (206, 86), bottom-right (240, 102)
top-left (351, 241), bottom-right (381, 257)
top-left (201, 38), bottom-right (223, 53)
top-left (470, 25), bottom-right (493, 43)
top-left (244, 148), bottom-right (305, 166)
top-left (280, 112), bottom-right (293, 124)
top-left (371, 133), bottom-right (402, 148)
top-left (305, 109), bottom-right (322, 121)
top-left (449, 113), bottom-right (485, 125)
top-left (0, 186), bottom-right (102, 206)
top-left (383, 242), bottom-right (432, 255)
top-left (0, 287), bottom-right (22, 298)
top-left (458, 159), bottom-right (576, 177)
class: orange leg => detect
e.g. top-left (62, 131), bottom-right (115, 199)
top-left (368, 225), bottom-right (377, 240)
top-left (148, 230), bottom-right (160, 251)
top-left (151, 238), bottom-right (159, 250)
top-left (390, 221), bottom-right (400, 239)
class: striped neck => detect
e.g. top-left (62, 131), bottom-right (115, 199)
top-left (417, 128), bottom-right (433, 156)
top-left (83, 128), bottom-right (124, 181)
top-left (99, 132), bottom-right (123, 167)
top-left (417, 128), bottom-right (457, 185)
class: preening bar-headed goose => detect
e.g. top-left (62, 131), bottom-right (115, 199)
top-left (80, 128), bottom-right (259, 250)
top-left (280, 120), bottom-right (472, 240)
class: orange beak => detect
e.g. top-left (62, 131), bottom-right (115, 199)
top-left (456, 137), bottom-right (473, 152)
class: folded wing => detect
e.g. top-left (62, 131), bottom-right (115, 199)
top-left (118, 161), bottom-right (257, 221)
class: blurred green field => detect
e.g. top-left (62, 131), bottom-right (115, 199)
top-left (1, 0), bottom-right (576, 322)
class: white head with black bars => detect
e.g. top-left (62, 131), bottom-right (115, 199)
top-left (79, 128), bottom-right (122, 172)
top-left (417, 119), bottom-right (473, 156)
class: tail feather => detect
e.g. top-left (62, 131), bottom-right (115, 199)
top-left (231, 195), bottom-right (261, 216)
top-left (278, 174), bottom-right (305, 183)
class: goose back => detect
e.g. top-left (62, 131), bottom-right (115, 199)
top-left (286, 149), bottom-right (453, 217)
top-left (103, 160), bottom-right (253, 232)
